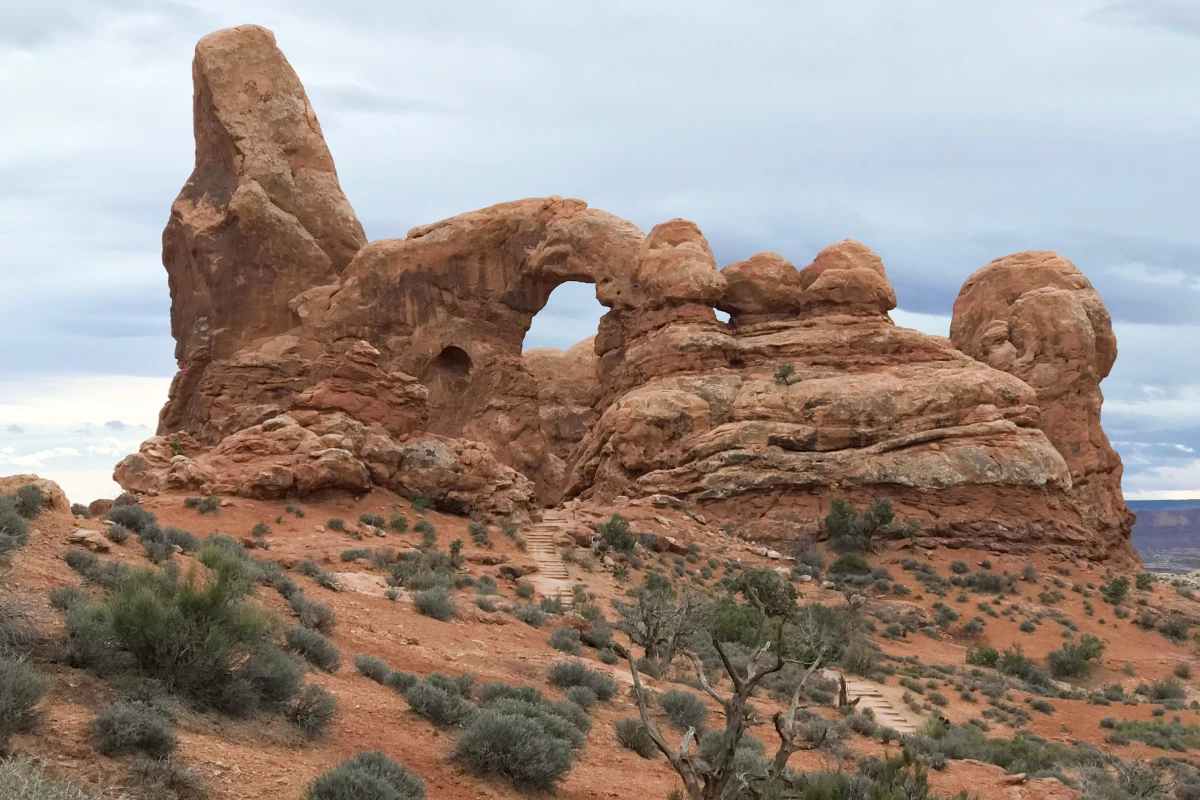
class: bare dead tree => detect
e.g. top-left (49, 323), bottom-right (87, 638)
top-left (612, 586), bottom-right (707, 670)
top-left (626, 604), bottom-right (840, 800)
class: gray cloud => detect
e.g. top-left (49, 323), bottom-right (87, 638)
top-left (1087, 0), bottom-right (1200, 37)
top-left (104, 420), bottom-right (128, 430)
top-left (1, 0), bottom-right (1198, 496)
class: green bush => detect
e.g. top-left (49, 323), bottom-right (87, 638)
top-left (949, 560), bottom-right (968, 575)
top-left (0, 496), bottom-right (31, 556)
top-left (452, 708), bottom-right (574, 790)
top-left (327, 517), bottom-right (345, 532)
top-left (1136, 572), bottom-right (1154, 591)
top-left (296, 559), bottom-right (341, 591)
top-left (389, 513), bottom-right (408, 533)
top-left (658, 688), bottom-right (707, 731)
top-left (71, 503), bottom-right (91, 518)
top-left (1101, 576), bottom-right (1130, 604)
top-left (127, 754), bottom-right (207, 800)
top-left (13, 485), bottom-right (46, 518)
top-left (106, 505), bottom-right (157, 534)
top-left (289, 683), bottom-right (337, 739)
top-left (774, 363), bottom-right (795, 385)
top-left (564, 685), bottom-right (597, 709)
top-left (596, 514), bottom-right (635, 552)
top-left (478, 682), bottom-right (541, 704)
top-left (468, 520), bottom-right (490, 546)
top-left (358, 513), bottom-right (385, 529)
top-left (184, 495), bottom-right (220, 514)
top-left (64, 556), bottom-right (302, 716)
top-left (614, 717), bottom-right (656, 758)
top-left (0, 757), bottom-right (104, 799)
top-left (828, 552), bottom-right (871, 575)
top-left (404, 680), bottom-right (474, 726)
top-left (49, 585), bottom-right (87, 613)
top-left (0, 658), bottom-right (45, 746)
top-left (385, 670), bottom-right (418, 694)
top-left (514, 604), bottom-right (547, 628)
top-left (285, 625), bottom-right (341, 672)
top-left (826, 497), bottom-right (893, 553)
top-left (547, 660), bottom-right (617, 701)
top-left (304, 751), bottom-right (425, 800)
top-left (413, 588), bottom-right (455, 621)
top-left (293, 597), bottom-right (337, 635)
top-left (354, 654), bottom-right (391, 684)
top-left (407, 491), bottom-right (434, 514)
top-left (1045, 634), bottom-right (1104, 679)
top-left (92, 701), bottom-right (176, 758)
top-left (340, 548), bottom-right (372, 562)
top-left (966, 646), bottom-right (999, 668)
top-left (548, 626), bottom-right (582, 655)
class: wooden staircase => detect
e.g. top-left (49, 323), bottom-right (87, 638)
top-left (524, 512), bottom-right (574, 607)
top-left (829, 672), bottom-right (921, 735)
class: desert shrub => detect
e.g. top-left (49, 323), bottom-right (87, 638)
top-left (595, 514), bottom-right (635, 552)
top-left (106, 505), bottom-right (157, 535)
top-left (548, 626), bottom-right (582, 655)
top-left (1176, 662), bottom-right (1193, 680)
top-left (1020, 563), bottom-right (1037, 582)
top-left (1019, 620), bottom-right (1036, 633)
top-left (354, 654), bottom-right (391, 684)
top-left (404, 680), bottom-right (474, 726)
top-left (413, 588), bottom-right (455, 621)
top-left (288, 683), bottom-right (337, 738)
top-left (468, 520), bottom-right (490, 546)
top-left (127, 754), bottom-right (207, 800)
top-left (826, 497), bottom-right (893, 553)
top-left (285, 625), bottom-right (340, 672)
top-left (10, 485), bottom-right (45, 519)
top-left (1146, 677), bottom-right (1187, 702)
top-left (48, 585), bottom-right (87, 613)
top-left (1027, 697), bottom-right (1055, 714)
top-left (389, 513), bottom-right (408, 533)
top-left (452, 708), bottom-right (574, 790)
top-left (358, 513), bottom-right (385, 529)
top-left (407, 491), bottom-right (434, 514)
top-left (0, 757), bottom-right (107, 799)
top-left (104, 525), bottom-right (132, 545)
top-left (184, 495), bottom-right (220, 515)
top-left (564, 685), bottom-right (597, 709)
top-left (71, 504), bottom-right (91, 518)
top-left (547, 660), bottom-right (617, 701)
top-left (0, 497), bottom-right (31, 556)
top-left (479, 682), bottom-right (542, 705)
top-left (385, 670), bottom-right (418, 694)
top-left (63, 557), bottom-right (302, 716)
top-left (828, 552), bottom-right (870, 575)
top-left (514, 603), bottom-right (547, 628)
top-left (92, 701), bottom-right (176, 758)
top-left (296, 559), bottom-right (340, 591)
top-left (292, 597), bottom-right (337, 634)
top-left (1159, 615), bottom-right (1193, 642)
top-left (413, 519), bottom-right (435, 545)
top-left (1101, 576), bottom-right (1130, 604)
top-left (326, 517), bottom-right (345, 532)
top-left (340, 548), bottom-right (371, 562)
top-left (0, 658), bottom-right (45, 746)
top-left (614, 717), bottom-right (656, 758)
top-left (1136, 572), bottom-right (1154, 591)
top-left (304, 751), bottom-right (425, 800)
top-left (966, 646), bottom-right (999, 668)
top-left (658, 688), bottom-right (707, 731)
top-left (949, 560), bottom-right (968, 575)
top-left (1045, 634), bottom-right (1104, 679)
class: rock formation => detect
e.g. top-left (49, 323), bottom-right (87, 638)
top-left (951, 250), bottom-right (1135, 553)
top-left (118, 24), bottom-right (1135, 561)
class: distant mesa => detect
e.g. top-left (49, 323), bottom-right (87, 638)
top-left (114, 24), bottom-right (1135, 562)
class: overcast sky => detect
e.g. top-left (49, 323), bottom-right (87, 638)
top-left (1, 0), bottom-right (1198, 504)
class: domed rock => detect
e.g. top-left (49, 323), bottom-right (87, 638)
top-left (717, 251), bottom-right (805, 323)
top-left (797, 239), bottom-right (897, 316)
top-left (951, 250), bottom-right (1133, 548)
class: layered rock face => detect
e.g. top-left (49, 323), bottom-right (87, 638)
top-left (121, 24), bottom-right (1134, 559)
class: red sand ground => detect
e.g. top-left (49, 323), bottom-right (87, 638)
top-left (6, 488), bottom-right (1197, 800)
